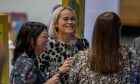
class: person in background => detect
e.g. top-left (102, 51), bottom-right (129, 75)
top-left (69, 12), bottom-right (140, 84)
top-left (51, 4), bottom-right (63, 13)
top-left (132, 36), bottom-right (140, 54)
top-left (10, 22), bottom-right (60, 84)
top-left (131, 37), bottom-right (140, 83)
top-left (37, 5), bottom-right (89, 84)
top-left (47, 4), bottom-right (63, 28)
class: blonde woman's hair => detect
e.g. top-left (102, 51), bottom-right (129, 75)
top-left (49, 5), bottom-right (76, 39)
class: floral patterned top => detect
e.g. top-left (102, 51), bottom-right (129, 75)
top-left (36, 37), bottom-right (89, 84)
top-left (10, 56), bottom-right (37, 84)
top-left (69, 46), bottom-right (140, 84)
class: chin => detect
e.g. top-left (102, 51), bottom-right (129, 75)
top-left (66, 31), bottom-right (74, 34)
top-left (43, 48), bottom-right (46, 51)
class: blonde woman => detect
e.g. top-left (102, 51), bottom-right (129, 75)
top-left (37, 5), bottom-right (89, 84)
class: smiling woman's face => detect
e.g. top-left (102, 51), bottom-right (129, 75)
top-left (56, 9), bottom-right (76, 35)
top-left (35, 29), bottom-right (48, 55)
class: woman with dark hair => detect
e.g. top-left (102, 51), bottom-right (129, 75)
top-left (69, 12), bottom-right (140, 84)
top-left (10, 22), bottom-right (60, 84)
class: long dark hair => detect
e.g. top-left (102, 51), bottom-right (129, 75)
top-left (12, 22), bottom-right (47, 65)
top-left (90, 12), bottom-right (122, 74)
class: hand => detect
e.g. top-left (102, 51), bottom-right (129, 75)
top-left (45, 73), bottom-right (60, 84)
top-left (58, 57), bottom-right (73, 74)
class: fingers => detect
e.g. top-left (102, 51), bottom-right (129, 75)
top-left (53, 73), bottom-right (60, 78)
top-left (46, 74), bottom-right (60, 84)
top-left (64, 57), bottom-right (73, 65)
top-left (63, 60), bottom-right (73, 69)
top-left (59, 58), bottom-right (74, 74)
top-left (52, 74), bottom-right (60, 83)
top-left (65, 57), bottom-right (74, 61)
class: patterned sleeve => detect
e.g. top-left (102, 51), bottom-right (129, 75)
top-left (20, 58), bottom-right (37, 83)
top-left (69, 50), bottom-right (89, 84)
top-left (131, 53), bottom-right (140, 84)
top-left (69, 54), bottom-right (81, 84)
top-left (36, 42), bottom-right (60, 81)
top-left (36, 52), bottom-right (54, 80)
top-left (120, 45), bottom-right (140, 83)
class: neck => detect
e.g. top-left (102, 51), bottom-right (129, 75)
top-left (21, 52), bottom-right (28, 56)
top-left (35, 48), bottom-right (41, 56)
top-left (57, 33), bottom-right (73, 44)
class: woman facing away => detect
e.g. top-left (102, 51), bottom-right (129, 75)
top-left (10, 22), bottom-right (60, 84)
top-left (37, 5), bottom-right (89, 84)
top-left (69, 12), bottom-right (140, 84)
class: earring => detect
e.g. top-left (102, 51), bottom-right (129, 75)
top-left (55, 27), bottom-right (58, 32)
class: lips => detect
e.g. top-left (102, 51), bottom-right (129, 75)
top-left (66, 26), bottom-right (73, 29)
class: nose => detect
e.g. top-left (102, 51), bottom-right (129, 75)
top-left (67, 19), bottom-right (73, 24)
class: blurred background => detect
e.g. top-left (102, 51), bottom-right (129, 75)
top-left (0, 0), bottom-right (140, 83)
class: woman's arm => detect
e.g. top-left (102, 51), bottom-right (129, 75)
top-left (20, 58), bottom-right (37, 83)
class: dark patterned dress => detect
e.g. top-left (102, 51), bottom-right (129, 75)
top-left (10, 56), bottom-right (37, 84)
top-left (36, 37), bottom-right (89, 84)
top-left (69, 47), bottom-right (140, 84)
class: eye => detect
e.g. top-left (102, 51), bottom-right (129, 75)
top-left (43, 35), bottom-right (48, 39)
top-left (71, 17), bottom-right (76, 21)
top-left (63, 17), bottom-right (68, 21)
